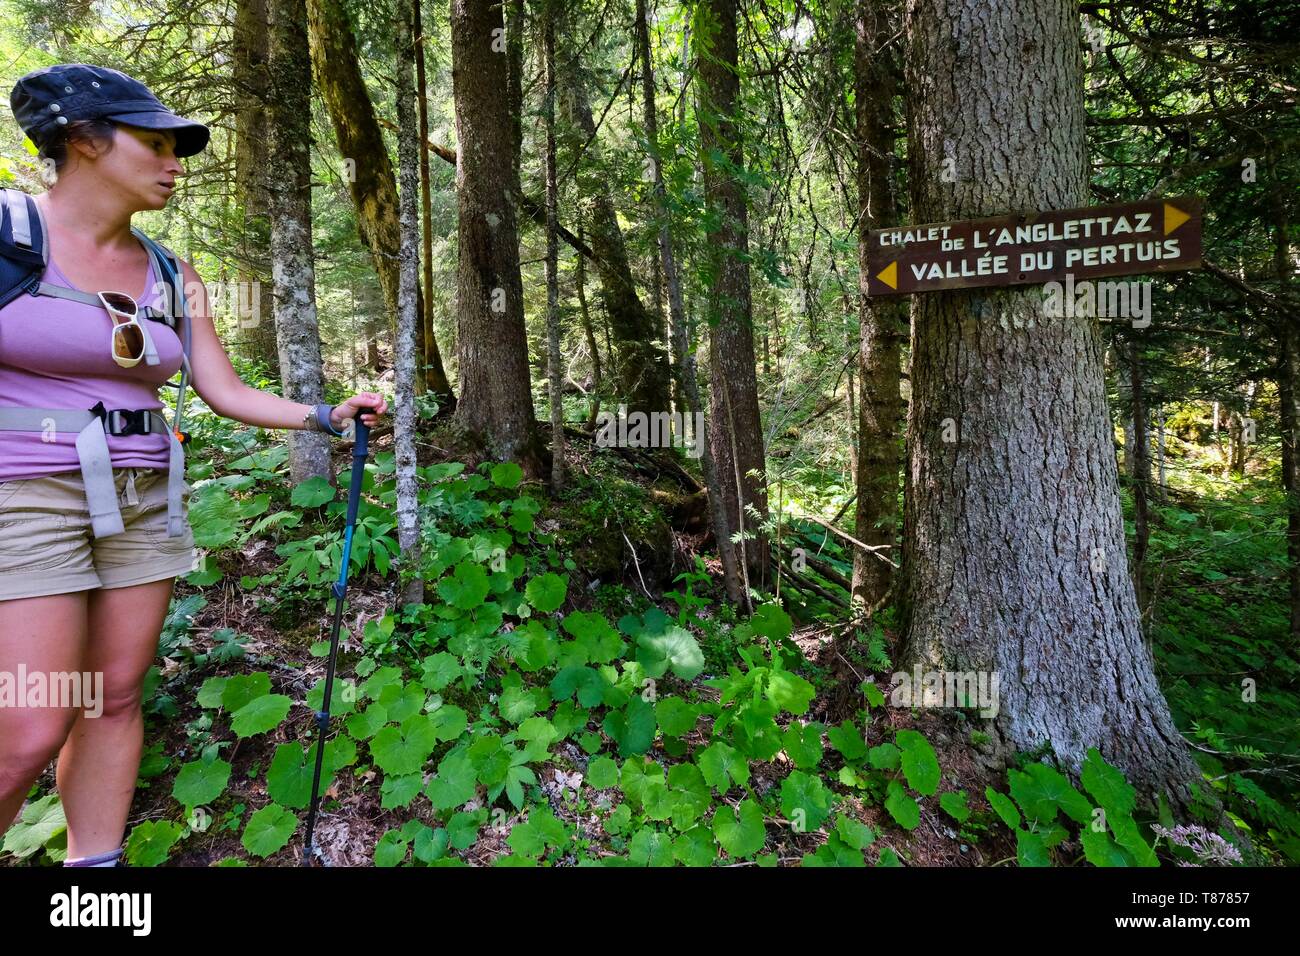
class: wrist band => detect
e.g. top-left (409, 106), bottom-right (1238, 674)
top-left (315, 403), bottom-right (346, 437)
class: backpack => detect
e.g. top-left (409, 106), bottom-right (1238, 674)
top-left (0, 186), bottom-right (193, 539)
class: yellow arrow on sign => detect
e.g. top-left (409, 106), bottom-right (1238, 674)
top-left (1164, 203), bottom-right (1191, 235)
top-left (876, 260), bottom-right (898, 290)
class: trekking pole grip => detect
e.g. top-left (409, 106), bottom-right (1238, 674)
top-left (344, 407), bottom-right (373, 528)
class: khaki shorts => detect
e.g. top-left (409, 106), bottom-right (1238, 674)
top-left (0, 467), bottom-right (198, 601)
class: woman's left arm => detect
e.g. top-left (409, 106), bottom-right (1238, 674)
top-left (178, 261), bottom-right (388, 431)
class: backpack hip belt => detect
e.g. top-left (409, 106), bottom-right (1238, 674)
top-left (0, 403), bottom-right (187, 539)
top-left (0, 187), bottom-right (193, 539)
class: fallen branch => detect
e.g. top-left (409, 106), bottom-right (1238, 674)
top-left (796, 515), bottom-right (898, 568)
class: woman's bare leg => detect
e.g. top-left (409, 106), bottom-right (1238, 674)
top-left (0, 592), bottom-right (89, 836)
top-left (57, 577), bottom-right (175, 858)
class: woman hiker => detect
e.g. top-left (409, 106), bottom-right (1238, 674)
top-left (0, 64), bottom-right (388, 866)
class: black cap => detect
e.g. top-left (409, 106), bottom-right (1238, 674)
top-left (10, 63), bottom-right (210, 158)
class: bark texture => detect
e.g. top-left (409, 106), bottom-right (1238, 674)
top-left (233, 0), bottom-right (279, 376)
top-left (695, 0), bottom-right (770, 586)
top-left (450, 0), bottom-right (543, 476)
top-left (638, 0), bottom-right (742, 603)
top-left (899, 0), bottom-right (1200, 811)
top-left (851, 0), bottom-right (905, 611)
top-left (395, 0), bottom-right (423, 604)
top-left (268, 0), bottom-right (333, 483)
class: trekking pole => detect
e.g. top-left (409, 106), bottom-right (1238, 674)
top-left (302, 407), bottom-right (373, 866)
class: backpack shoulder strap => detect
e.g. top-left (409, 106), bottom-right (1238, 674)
top-left (130, 228), bottom-right (193, 445)
top-left (0, 187), bottom-right (48, 310)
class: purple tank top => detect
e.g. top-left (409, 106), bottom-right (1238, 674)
top-left (0, 245), bottom-right (183, 482)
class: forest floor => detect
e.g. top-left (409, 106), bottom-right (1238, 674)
top-left (5, 421), bottom-right (1296, 867)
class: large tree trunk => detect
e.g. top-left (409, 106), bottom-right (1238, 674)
top-left (851, 0), bottom-right (905, 612)
top-left (559, 40), bottom-right (672, 415)
top-left (899, 0), bottom-right (1200, 813)
top-left (450, 0), bottom-right (542, 476)
top-left (307, 0), bottom-right (454, 402)
top-left (695, 0), bottom-right (770, 588)
top-left (394, 0), bottom-right (423, 605)
top-left (267, 0), bottom-right (333, 483)
top-left (233, 0), bottom-right (279, 377)
top-left (637, 0), bottom-right (742, 604)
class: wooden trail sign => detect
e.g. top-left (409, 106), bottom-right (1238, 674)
top-left (866, 197), bottom-right (1203, 296)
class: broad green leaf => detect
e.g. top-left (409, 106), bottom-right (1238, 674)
top-left (438, 561), bottom-right (490, 610)
top-left (1081, 747), bottom-right (1136, 817)
top-left (221, 672), bottom-right (271, 713)
top-left (629, 827), bottom-right (675, 866)
top-left (765, 669), bottom-right (815, 715)
top-left (1016, 828), bottom-right (1051, 867)
top-left (230, 694), bottom-right (292, 738)
top-left (603, 696), bottom-right (657, 756)
top-left (370, 717), bottom-right (437, 776)
top-left (985, 786), bottom-right (1021, 829)
top-left (782, 720), bottom-right (825, 769)
top-left (172, 757), bottom-right (231, 808)
top-left (897, 729), bottom-right (941, 796)
top-left (346, 704), bottom-right (388, 740)
top-left (587, 756), bottom-right (619, 790)
top-left (939, 790), bottom-right (971, 824)
top-left (636, 624), bottom-right (705, 680)
top-left (291, 476), bottom-right (335, 508)
top-left (1, 795), bottom-right (65, 859)
top-left (655, 697), bottom-right (700, 737)
top-left (750, 603), bottom-right (792, 641)
top-left (525, 573), bottom-right (567, 613)
top-left (697, 741), bottom-right (750, 792)
top-left (426, 751), bottom-right (478, 812)
top-left (673, 826), bottom-right (718, 867)
top-left (490, 462), bottom-right (524, 489)
top-left (266, 743), bottom-right (315, 809)
top-left (885, 780), bottom-right (920, 830)
top-left (125, 820), bottom-right (183, 867)
top-left (713, 799), bottom-right (767, 857)
top-left (381, 774), bottom-right (424, 809)
top-left (374, 830), bottom-right (409, 867)
top-left (828, 721), bottom-right (869, 763)
top-left (242, 804), bottom-right (298, 858)
top-left (1081, 828), bottom-right (1128, 866)
top-left (780, 771), bottom-right (834, 832)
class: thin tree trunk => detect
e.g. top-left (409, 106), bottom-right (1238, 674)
top-left (414, 0), bottom-right (440, 412)
top-left (268, 0), bottom-right (332, 483)
top-left (450, 0), bottom-right (543, 476)
top-left (233, 0), bottom-right (279, 377)
top-left (395, 0), bottom-right (423, 604)
top-left (1155, 403), bottom-right (1168, 498)
top-left (544, 1), bottom-right (565, 492)
top-left (899, 0), bottom-right (1200, 812)
top-left (695, 0), bottom-right (769, 589)
top-left (576, 219), bottom-right (602, 432)
top-left (851, 0), bottom-right (905, 612)
top-left (637, 0), bottom-right (742, 603)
